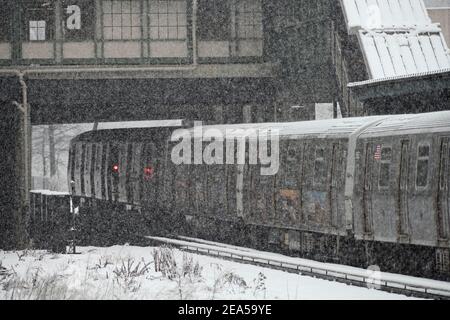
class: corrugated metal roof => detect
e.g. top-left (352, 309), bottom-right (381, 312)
top-left (342, 0), bottom-right (432, 33)
top-left (359, 31), bottom-right (450, 78)
top-left (340, 0), bottom-right (450, 79)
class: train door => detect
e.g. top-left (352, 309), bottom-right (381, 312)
top-left (68, 145), bottom-right (75, 193)
top-left (329, 143), bottom-right (341, 228)
top-left (226, 164), bottom-right (236, 216)
top-left (372, 144), bottom-right (396, 241)
top-left (90, 143), bottom-right (96, 198)
top-left (208, 165), bottom-right (227, 216)
top-left (275, 141), bottom-right (301, 226)
top-left (141, 142), bottom-right (158, 208)
top-left (437, 137), bottom-right (449, 241)
top-left (80, 143), bottom-right (86, 196)
top-left (93, 144), bottom-right (103, 200)
top-left (84, 143), bottom-right (92, 198)
top-left (117, 143), bottom-right (128, 203)
top-left (304, 144), bottom-right (329, 225)
top-left (362, 143), bottom-right (374, 235)
top-left (108, 143), bottom-right (119, 202)
top-left (128, 143), bottom-right (143, 205)
top-left (100, 144), bottom-right (107, 200)
top-left (73, 143), bottom-right (82, 195)
top-left (397, 140), bottom-right (410, 238)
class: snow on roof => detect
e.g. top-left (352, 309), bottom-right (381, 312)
top-left (360, 31), bottom-right (450, 78)
top-left (171, 111), bottom-right (450, 140)
top-left (342, 0), bottom-right (432, 34)
top-left (341, 0), bottom-right (450, 79)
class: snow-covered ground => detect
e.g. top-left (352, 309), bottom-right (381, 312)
top-left (0, 245), bottom-right (417, 300)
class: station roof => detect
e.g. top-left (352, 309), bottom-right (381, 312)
top-left (340, 0), bottom-right (450, 79)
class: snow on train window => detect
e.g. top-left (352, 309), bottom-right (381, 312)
top-left (313, 147), bottom-right (326, 186)
top-left (416, 144), bottom-right (430, 188)
top-left (378, 147), bottom-right (392, 188)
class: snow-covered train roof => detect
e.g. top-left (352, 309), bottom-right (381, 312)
top-left (171, 111), bottom-right (450, 141)
top-left (96, 119), bottom-right (184, 130)
top-left (340, 0), bottom-right (450, 79)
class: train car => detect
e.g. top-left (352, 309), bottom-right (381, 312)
top-left (68, 112), bottom-right (450, 279)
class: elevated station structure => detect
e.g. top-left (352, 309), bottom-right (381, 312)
top-left (340, 0), bottom-right (450, 115)
top-left (1, 0), bottom-right (450, 248)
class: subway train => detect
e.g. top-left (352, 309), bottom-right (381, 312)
top-left (67, 112), bottom-right (450, 279)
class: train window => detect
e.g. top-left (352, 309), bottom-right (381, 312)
top-left (416, 144), bottom-right (430, 188)
top-left (313, 147), bottom-right (326, 186)
top-left (378, 147), bottom-right (392, 188)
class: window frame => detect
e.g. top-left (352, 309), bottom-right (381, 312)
top-left (22, 1), bottom-right (55, 42)
top-left (102, 0), bottom-right (143, 41)
top-left (197, 0), bottom-right (231, 41)
top-left (148, 0), bottom-right (188, 41)
top-left (236, 0), bottom-right (263, 40)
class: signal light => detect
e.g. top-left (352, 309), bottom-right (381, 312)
top-left (112, 164), bottom-right (119, 173)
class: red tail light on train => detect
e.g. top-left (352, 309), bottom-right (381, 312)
top-left (144, 166), bottom-right (154, 178)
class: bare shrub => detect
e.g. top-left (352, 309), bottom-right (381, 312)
top-left (152, 246), bottom-right (203, 299)
top-left (113, 258), bottom-right (152, 292)
top-left (210, 264), bottom-right (248, 299)
top-left (252, 272), bottom-right (267, 298)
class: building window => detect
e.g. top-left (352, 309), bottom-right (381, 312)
top-left (378, 147), bottom-right (392, 188)
top-left (198, 0), bottom-right (231, 41)
top-left (22, 1), bottom-right (55, 41)
top-left (236, 0), bottom-right (263, 39)
top-left (0, 5), bottom-right (10, 41)
top-left (149, 0), bottom-right (187, 40)
top-left (416, 144), bottom-right (430, 188)
top-left (29, 21), bottom-right (46, 41)
top-left (102, 0), bottom-right (142, 40)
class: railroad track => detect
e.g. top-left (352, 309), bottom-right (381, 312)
top-left (146, 235), bottom-right (450, 300)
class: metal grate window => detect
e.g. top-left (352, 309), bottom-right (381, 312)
top-left (102, 0), bottom-right (142, 40)
top-left (149, 0), bottom-right (187, 40)
top-left (236, 0), bottom-right (263, 39)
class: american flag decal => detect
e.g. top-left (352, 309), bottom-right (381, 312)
top-left (374, 145), bottom-right (382, 160)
